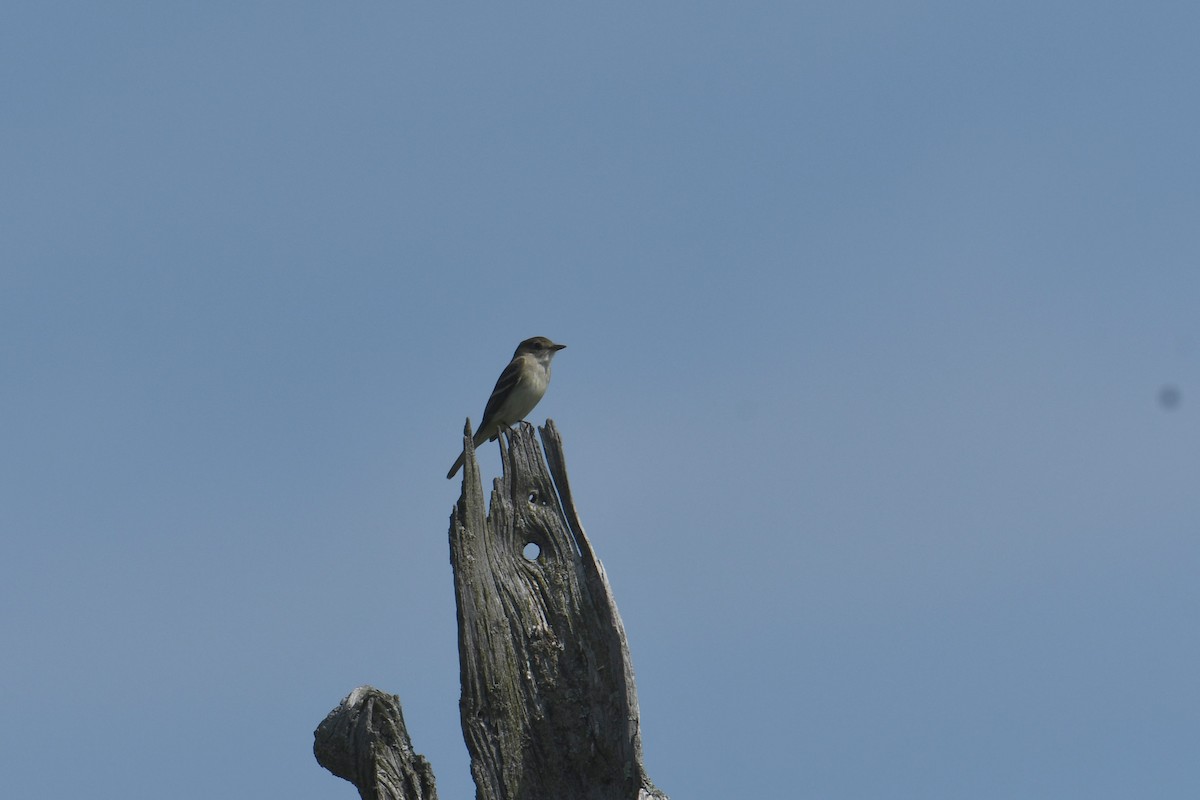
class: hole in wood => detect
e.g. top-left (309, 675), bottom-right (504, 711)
top-left (527, 491), bottom-right (538, 505)
top-left (522, 542), bottom-right (541, 561)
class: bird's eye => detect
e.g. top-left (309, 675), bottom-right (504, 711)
top-left (532, 341), bottom-right (543, 349)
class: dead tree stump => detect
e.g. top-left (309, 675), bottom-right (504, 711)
top-left (315, 420), bottom-right (666, 800)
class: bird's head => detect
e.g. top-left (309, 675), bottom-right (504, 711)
top-left (514, 336), bottom-right (566, 362)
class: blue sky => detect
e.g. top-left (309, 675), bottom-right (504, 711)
top-left (3, 3), bottom-right (1198, 798)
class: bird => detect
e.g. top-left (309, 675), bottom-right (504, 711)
top-left (447, 336), bottom-right (567, 479)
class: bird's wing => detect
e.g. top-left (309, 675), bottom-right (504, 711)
top-left (480, 356), bottom-right (528, 427)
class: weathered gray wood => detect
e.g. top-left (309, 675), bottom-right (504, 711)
top-left (315, 421), bottom-right (665, 800)
top-left (449, 419), bottom-right (667, 800)
top-left (313, 686), bottom-right (438, 800)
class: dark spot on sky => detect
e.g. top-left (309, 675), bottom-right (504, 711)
top-left (1158, 385), bottom-right (1182, 411)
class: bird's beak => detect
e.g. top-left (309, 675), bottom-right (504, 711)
top-left (552, 343), bottom-right (567, 350)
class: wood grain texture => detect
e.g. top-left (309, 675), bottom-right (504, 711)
top-left (315, 420), bottom-right (665, 800)
top-left (313, 686), bottom-right (438, 800)
top-left (449, 420), bottom-right (666, 800)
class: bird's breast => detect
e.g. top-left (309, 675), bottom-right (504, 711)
top-left (502, 365), bottom-right (549, 421)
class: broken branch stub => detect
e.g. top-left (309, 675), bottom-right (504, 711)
top-left (313, 686), bottom-right (438, 800)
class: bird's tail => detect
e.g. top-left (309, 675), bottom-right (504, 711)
top-left (447, 427), bottom-right (494, 479)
